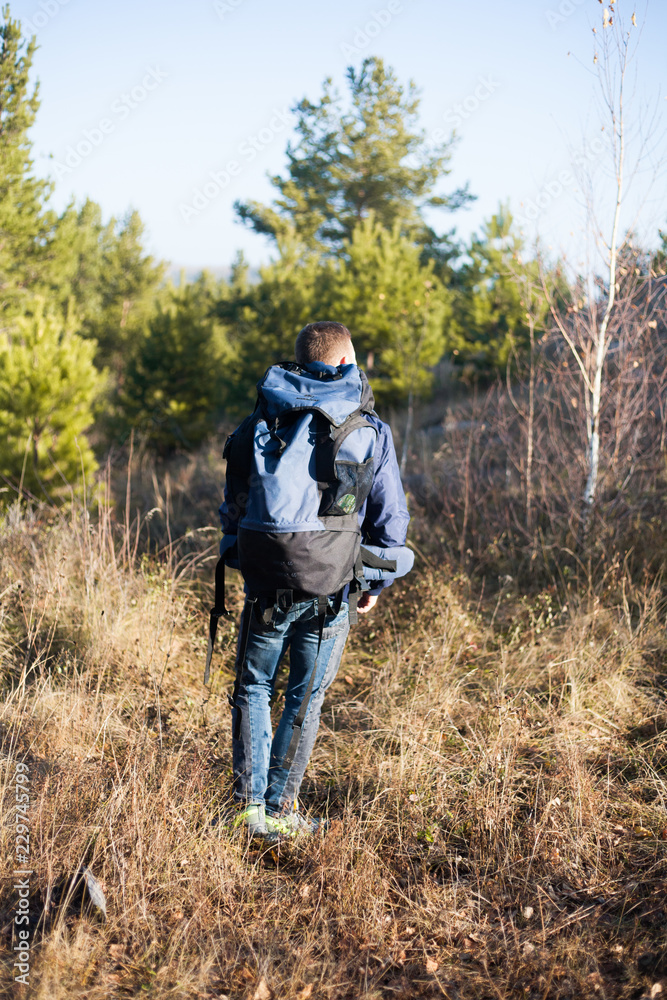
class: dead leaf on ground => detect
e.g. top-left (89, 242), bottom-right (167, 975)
top-left (297, 985), bottom-right (314, 999)
top-left (253, 978), bottom-right (272, 1000)
top-left (108, 944), bottom-right (126, 962)
top-left (425, 957), bottom-right (439, 973)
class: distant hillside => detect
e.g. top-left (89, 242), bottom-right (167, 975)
top-left (167, 265), bottom-right (232, 285)
top-left (167, 265), bottom-right (262, 285)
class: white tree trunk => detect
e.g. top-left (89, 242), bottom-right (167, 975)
top-left (581, 22), bottom-right (627, 535)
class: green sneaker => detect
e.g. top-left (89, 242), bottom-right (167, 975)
top-left (265, 808), bottom-right (326, 839)
top-left (233, 803), bottom-right (280, 844)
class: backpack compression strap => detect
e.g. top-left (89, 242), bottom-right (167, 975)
top-left (204, 557), bottom-right (234, 686)
top-left (347, 550), bottom-right (371, 625)
top-left (360, 546), bottom-right (397, 574)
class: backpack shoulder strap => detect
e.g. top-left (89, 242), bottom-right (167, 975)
top-left (204, 556), bottom-right (234, 685)
top-left (223, 403), bottom-right (260, 479)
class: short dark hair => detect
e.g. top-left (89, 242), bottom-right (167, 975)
top-left (295, 321), bottom-right (353, 365)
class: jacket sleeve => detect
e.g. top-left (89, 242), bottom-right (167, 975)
top-left (360, 418), bottom-right (410, 594)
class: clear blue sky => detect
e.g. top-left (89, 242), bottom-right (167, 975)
top-left (14, 0), bottom-right (667, 273)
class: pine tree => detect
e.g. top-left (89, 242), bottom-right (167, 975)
top-left (451, 207), bottom-right (550, 376)
top-left (0, 5), bottom-right (55, 311)
top-left (50, 201), bottom-right (165, 370)
top-left (0, 299), bottom-right (104, 500)
top-left (235, 57), bottom-right (472, 263)
top-left (334, 215), bottom-right (451, 404)
top-left (119, 274), bottom-right (230, 453)
top-left (48, 199), bottom-right (106, 319)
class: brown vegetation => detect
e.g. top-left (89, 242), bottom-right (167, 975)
top-left (1, 454), bottom-right (667, 999)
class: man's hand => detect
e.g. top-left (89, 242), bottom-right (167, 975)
top-left (357, 592), bottom-right (379, 614)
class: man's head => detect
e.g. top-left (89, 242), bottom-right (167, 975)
top-left (295, 321), bottom-right (356, 367)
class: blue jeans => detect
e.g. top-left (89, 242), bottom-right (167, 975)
top-left (232, 597), bottom-right (349, 814)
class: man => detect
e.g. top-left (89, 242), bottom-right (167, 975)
top-left (218, 321), bottom-right (410, 841)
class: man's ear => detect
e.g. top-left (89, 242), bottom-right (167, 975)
top-left (337, 340), bottom-right (357, 366)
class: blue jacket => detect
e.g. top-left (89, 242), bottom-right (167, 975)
top-left (218, 363), bottom-right (410, 595)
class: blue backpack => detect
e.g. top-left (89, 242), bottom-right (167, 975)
top-left (225, 361), bottom-right (378, 599)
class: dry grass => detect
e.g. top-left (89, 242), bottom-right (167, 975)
top-left (1, 483), bottom-right (667, 999)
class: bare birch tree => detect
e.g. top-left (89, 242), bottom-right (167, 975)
top-left (542, 1), bottom-right (660, 541)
